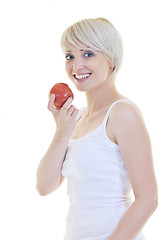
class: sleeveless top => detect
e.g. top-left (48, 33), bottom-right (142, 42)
top-left (61, 99), bottom-right (145, 240)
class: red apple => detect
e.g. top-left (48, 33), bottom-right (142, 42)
top-left (49, 82), bottom-right (74, 109)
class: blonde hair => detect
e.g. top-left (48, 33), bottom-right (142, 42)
top-left (60, 17), bottom-right (123, 79)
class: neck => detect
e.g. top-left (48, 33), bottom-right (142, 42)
top-left (85, 80), bottom-right (122, 116)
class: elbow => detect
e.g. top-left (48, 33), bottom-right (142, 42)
top-left (36, 183), bottom-right (56, 197)
top-left (149, 197), bottom-right (158, 217)
top-left (149, 186), bottom-right (158, 212)
top-left (36, 184), bottom-right (48, 196)
top-left (135, 186), bottom-right (158, 215)
top-left (151, 192), bottom-right (158, 212)
top-left (141, 189), bottom-right (158, 214)
top-left (36, 176), bottom-right (61, 196)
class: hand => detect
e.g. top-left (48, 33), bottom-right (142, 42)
top-left (47, 94), bottom-right (79, 137)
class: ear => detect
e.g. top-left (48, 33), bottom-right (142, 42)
top-left (108, 63), bottom-right (114, 76)
top-left (108, 64), bottom-right (115, 80)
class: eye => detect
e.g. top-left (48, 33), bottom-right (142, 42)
top-left (84, 51), bottom-right (94, 58)
top-left (65, 54), bottom-right (74, 61)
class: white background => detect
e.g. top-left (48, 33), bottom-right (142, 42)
top-left (0, 0), bottom-right (160, 239)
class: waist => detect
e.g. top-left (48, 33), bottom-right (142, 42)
top-left (65, 203), bottom-right (131, 240)
top-left (67, 182), bottom-right (133, 209)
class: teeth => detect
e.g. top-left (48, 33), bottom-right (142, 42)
top-left (75, 73), bottom-right (91, 79)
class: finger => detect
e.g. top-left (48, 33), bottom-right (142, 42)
top-left (47, 94), bottom-right (57, 112)
top-left (67, 105), bottom-right (76, 115)
top-left (71, 108), bottom-right (79, 118)
top-left (61, 97), bottom-right (73, 111)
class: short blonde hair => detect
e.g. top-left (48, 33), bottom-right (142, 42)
top-left (60, 17), bottom-right (123, 79)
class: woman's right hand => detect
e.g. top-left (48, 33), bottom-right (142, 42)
top-left (47, 94), bottom-right (79, 137)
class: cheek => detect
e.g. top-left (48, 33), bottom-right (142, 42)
top-left (65, 63), bottom-right (68, 73)
top-left (65, 64), bottom-right (74, 82)
top-left (102, 62), bottom-right (112, 76)
top-left (65, 63), bottom-right (72, 75)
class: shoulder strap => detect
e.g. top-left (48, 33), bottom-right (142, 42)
top-left (102, 99), bottom-right (130, 125)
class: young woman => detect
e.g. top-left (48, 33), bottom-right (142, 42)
top-left (36, 18), bottom-right (158, 240)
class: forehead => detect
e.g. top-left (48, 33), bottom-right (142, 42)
top-left (65, 45), bottom-right (95, 53)
top-left (63, 36), bottom-right (97, 52)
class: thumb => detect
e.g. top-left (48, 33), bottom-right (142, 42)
top-left (47, 94), bottom-right (58, 114)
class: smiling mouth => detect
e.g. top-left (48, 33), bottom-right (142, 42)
top-left (73, 73), bottom-right (92, 81)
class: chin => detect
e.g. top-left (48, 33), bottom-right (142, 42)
top-left (75, 85), bottom-right (88, 92)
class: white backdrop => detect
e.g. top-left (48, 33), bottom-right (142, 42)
top-left (0, 0), bottom-right (159, 239)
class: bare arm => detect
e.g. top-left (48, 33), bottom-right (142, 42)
top-left (36, 94), bottom-right (79, 196)
top-left (108, 101), bottom-right (158, 240)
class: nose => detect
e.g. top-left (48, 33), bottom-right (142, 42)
top-left (72, 57), bottom-right (84, 72)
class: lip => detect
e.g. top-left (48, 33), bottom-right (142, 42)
top-left (73, 73), bottom-right (92, 82)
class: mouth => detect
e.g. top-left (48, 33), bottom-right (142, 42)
top-left (73, 73), bottom-right (92, 82)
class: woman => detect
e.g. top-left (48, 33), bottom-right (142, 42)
top-left (36, 18), bottom-right (158, 240)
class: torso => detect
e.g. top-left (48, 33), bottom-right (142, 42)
top-left (71, 106), bottom-right (115, 143)
top-left (71, 93), bottom-right (128, 142)
top-left (59, 106), bottom-right (116, 186)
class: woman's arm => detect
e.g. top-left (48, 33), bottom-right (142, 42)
top-left (108, 101), bottom-right (158, 240)
top-left (36, 94), bottom-right (78, 196)
top-left (36, 130), bottom-right (70, 196)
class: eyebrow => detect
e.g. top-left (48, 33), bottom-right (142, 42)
top-left (66, 47), bottom-right (92, 53)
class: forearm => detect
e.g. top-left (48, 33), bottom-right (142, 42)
top-left (108, 196), bottom-right (157, 240)
top-left (36, 130), bottom-right (70, 195)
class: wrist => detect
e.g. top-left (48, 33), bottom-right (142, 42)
top-left (55, 129), bottom-right (71, 142)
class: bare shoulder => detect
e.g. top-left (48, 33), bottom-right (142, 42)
top-left (110, 100), bottom-right (145, 126)
top-left (109, 100), bottom-right (149, 142)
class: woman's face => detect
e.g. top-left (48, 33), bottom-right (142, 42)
top-left (64, 46), bottom-right (113, 92)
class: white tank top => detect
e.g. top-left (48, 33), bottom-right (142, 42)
top-left (61, 99), bottom-right (145, 240)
